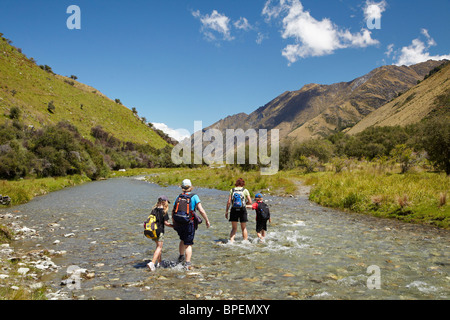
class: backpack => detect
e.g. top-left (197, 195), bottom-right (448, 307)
top-left (231, 188), bottom-right (245, 209)
top-left (256, 201), bottom-right (270, 220)
top-left (172, 193), bottom-right (195, 224)
top-left (144, 209), bottom-right (160, 239)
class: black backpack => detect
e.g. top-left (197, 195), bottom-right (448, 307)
top-left (256, 202), bottom-right (270, 220)
top-left (172, 193), bottom-right (195, 224)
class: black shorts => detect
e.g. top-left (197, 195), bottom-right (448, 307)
top-left (174, 222), bottom-right (195, 246)
top-left (229, 208), bottom-right (248, 223)
top-left (256, 219), bottom-right (268, 233)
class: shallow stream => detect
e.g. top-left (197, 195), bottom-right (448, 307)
top-left (2, 177), bottom-right (449, 300)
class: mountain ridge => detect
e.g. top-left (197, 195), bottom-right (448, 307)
top-left (348, 61), bottom-right (450, 134)
top-left (206, 60), bottom-right (446, 142)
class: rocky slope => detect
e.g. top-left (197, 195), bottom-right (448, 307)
top-left (348, 61), bottom-right (450, 134)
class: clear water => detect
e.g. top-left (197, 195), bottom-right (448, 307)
top-left (2, 177), bottom-right (449, 300)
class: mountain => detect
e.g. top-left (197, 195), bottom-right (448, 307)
top-left (347, 61), bottom-right (450, 134)
top-left (206, 60), bottom-right (445, 143)
top-left (0, 33), bottom-right (168, 149)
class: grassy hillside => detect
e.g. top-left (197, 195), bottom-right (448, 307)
top-left (0, 33), bottom-right (167, 149)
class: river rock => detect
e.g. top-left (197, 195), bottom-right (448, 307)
top-left (17, 267), bottom-right (30, 275)
top-left (282, 273), bottom-right (295, 277)
top-left (29, 282), bottom-right (43, 290)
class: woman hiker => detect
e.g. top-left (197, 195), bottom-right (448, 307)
top-left (225, 178), bottom-right (252, 243)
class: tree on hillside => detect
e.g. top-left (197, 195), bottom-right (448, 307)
top-left (390, 144), bottom-right (417, 174)
top-left (421, 117), bottom-right (450, 175)
top-left (9, 107), bottom-right (21, 120)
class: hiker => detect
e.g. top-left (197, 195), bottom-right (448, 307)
top-left (172, 179), bottom-right (210, 270)
top-left (247, 193), bottom-right (271, 242)
top-left (225, 178), bottom-right (252, 243)
top-left (146, 195), bottom-right (174, 271)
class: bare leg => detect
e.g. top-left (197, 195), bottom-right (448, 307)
top-left (229, 221), bottom-right (238, 242)
top-left (241, 222), bottom-right (248, 241)
top-left (185, 245), bottom-right (192, 263)
top-left (179, 240), bottom-right (185, 256)
top-left (152, 241), bottom-right (164, 264)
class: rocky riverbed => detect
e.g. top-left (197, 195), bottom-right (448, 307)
top-left (0, 212), bottom-right (70, 299)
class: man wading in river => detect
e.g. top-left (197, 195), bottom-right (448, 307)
top-left (172, 179), bottom-right (210, 270)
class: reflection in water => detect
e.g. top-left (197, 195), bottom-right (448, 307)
top-left (3, 177), bottom-right (449, 300)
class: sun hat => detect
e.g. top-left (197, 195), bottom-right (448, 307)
top-left (181, 179), bottom-right (192, 188)
top-left (255, 193), bottom-right (263, 198)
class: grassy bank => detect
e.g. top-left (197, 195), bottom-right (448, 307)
top-left (0, 174), bottom-right (91, 207)
top-left (306, 171), bottom-right (449, 229)
top-left (143, 166), bottom-right (300, 196)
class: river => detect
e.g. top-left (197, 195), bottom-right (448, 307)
top-left (2, 177), bottom-right (449, 300)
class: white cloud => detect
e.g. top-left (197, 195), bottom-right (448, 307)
top-left (385, 43), bottom-right (394, 57)
top-left (152, 123), bottom-right (191, 142)
top-left (263, 0), bottom-right (380, 64)
top-left (256, 32), bottom-right (266, 45)
top-left (421, 28), bottom-right (436, 47)
top-left (192, 9), bottom-right (234, 41)
top-left (234, 17), bottom-right (252, 31)
top-left (262, 0), bottom-right (286, 21)
top-left (394, 29), bottom-right (450, 66)
top-left (363, 0), bottom-right (387, 23)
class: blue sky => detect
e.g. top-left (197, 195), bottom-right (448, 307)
top-left (1, 0), bottom-right (449, 141)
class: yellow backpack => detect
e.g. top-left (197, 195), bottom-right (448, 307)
top-left (144, 210), bottom-right (159, 239)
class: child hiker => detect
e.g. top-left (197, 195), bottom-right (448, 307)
top-left (247, 193), bottom-right (271, 242)
top-left (146, 195), bottom-right (173, 271)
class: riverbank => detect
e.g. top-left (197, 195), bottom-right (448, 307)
top-left (0, 175), bottom-right (92, 207)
